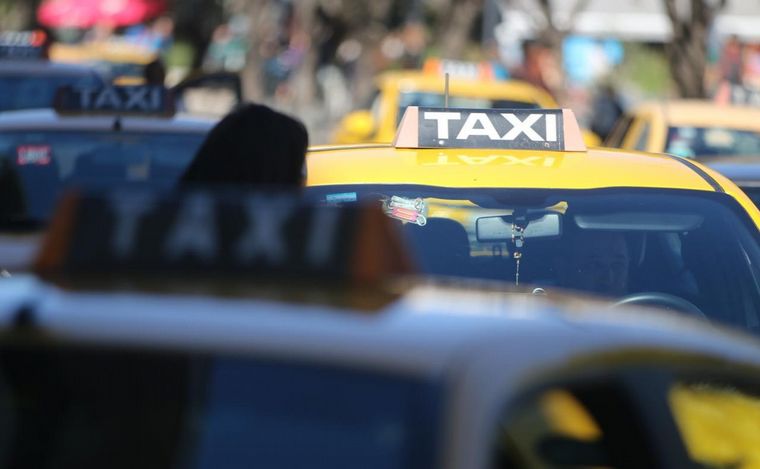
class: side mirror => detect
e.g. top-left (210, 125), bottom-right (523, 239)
top-left (333, 110), bottom-right (376, 144)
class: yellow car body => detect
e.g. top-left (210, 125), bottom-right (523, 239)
top-left (309, 105), bottom-right (760, 338)
top-left (307, 143), bottom-right (760, 228)
top-left (332, 71), bottom-right (580, 144)
top-left (606, 100), bottom-right (760, 158)
top-left (50, 41), bottom-right (156, 85)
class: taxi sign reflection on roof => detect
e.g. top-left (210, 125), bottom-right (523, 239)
top-left (54, 85), bottom-right (175, 116)
top-left (394, 106), bottom-right (586, 152)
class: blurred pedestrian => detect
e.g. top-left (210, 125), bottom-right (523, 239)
top-left (179, 103), bottom-right (308, 187)
top-left (590, 83), bottom-right (624, 142)
top-left (720, 35), bottom-right (744, 86)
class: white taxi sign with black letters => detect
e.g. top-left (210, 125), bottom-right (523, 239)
top-left (54, 85), bottom-right (175, 117)
top-left (394, 106), bottom-right (586, 152)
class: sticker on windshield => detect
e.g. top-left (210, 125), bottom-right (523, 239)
top-left (326, 192), bottom-right (358, 203)
top-left (383, 196), bottom-right (427, 226)
top-left (16, 145), bottom-right (52, 166)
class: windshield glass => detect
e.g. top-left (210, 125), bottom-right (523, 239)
top-left (0, 130), bottom-right (205, 226)
top-left (0, 74), bottom-right (103, 112)
top-left (397, 91), bottom-right (539, 124)
top-left (309, 186), bottom-right (760, 332)
top-left (0, 345), bottom-right (439, 469)
top-left (665, 126), bottom-right (760, 158)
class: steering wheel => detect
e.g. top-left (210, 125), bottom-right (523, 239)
top-left (613, 292), bottom-right (707, 320)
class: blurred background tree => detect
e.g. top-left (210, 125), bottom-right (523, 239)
top-left (0, 0), bottom-right (43, 30)
top-left (663, 0), bottom-right (727, 98)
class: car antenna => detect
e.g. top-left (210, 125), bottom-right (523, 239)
top-left (444, 73), bottom-right (450, 109)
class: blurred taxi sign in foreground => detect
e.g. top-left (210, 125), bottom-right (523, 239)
top-left (34, 191), bottom-right (413, 283)
top-left (394, 106), bottom-right (586, 151)
top-left (0, 30), bottom-right (48, 59)
top-left (54, 85), bottom-right (174, 116)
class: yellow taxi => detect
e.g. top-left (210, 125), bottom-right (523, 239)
top-left (308, 106), bottom-right (760, 334)
top-left (332, 60), bottom-right (560, 145)
top-left (50, 40), bottom-right (157, 85)
top-left (605, 100), bottom-right (760, 159)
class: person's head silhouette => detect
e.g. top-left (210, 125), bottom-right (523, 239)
top-left (559, 230), bottom-right (630, 297)
top-left (180, 103), bottom-right (308, 187)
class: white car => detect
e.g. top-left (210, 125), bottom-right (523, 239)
top-left (2, 190), bottom-right (760, 469)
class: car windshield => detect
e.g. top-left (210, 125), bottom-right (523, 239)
top-left (309, 186), bottom-right (760, 332)
top-left (0, 345), bottom-right (440, 469)
top-left (0, 130), bottom-right (205, 226)
top-left (0, 74), bottom-right (103, 112)
top-left (397, 91), bottom-right (539, 124)
top-left (665, 126), bottom-right (760, 158)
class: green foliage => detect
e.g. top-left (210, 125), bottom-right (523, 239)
top-left (614, 43), bottom-right (675, 98)
top-left (165, 40), bottom-right (196, 68)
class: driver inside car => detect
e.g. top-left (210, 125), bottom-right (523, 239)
top-left (558, 230), bottom-right (630, 298)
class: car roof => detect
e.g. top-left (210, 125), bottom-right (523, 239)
top-left (3, 275), bottom-right (760, 378)
top-left (376, 71), bottom-right (557, 107)
top-left (633, 100), bottom-right (760, 131)
top-left (307, 144), bottom-right (727, 192)
top-left (0, 108), bottom-right (216, 133)
top-left (0, 60), bottom-right (101, 76)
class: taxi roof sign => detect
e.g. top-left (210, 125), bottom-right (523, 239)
top-left (54, 85), bottom-right (175, 117)
top-left (714, 80), bottom-right (760, 107)
top-left (34, 190), bottom-right (413, 284)
top-left (394, 106), bottom-right (586, 152)
top-left (422, 58), bottom-right (498, 80)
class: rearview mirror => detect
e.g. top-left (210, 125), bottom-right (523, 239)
top-left (476, 213), bottom-right (561, 242)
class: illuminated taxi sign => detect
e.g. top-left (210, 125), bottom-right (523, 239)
top-left (35, 191), bottom-right (413, 283)
top-left (394, 106), bottom-right (586, 152)
top-left (54, 85), bottom-right (175, 116)
top-left (422, 58), bottom-right (496, 80)
top-left (0, 30), bottom-right (47, 59)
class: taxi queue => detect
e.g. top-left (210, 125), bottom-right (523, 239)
top-left (3, 30), bottom-right (760, 469)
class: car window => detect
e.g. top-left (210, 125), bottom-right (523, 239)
top-left (0, 130), bottom-right (206, 225)
top-left (604, 114), bottom-right (633, 148)
top-left (634, 121), bottom-right (651, 152)
top-left (0, 344), bottom-right (440, 469)
top-left (741, 187), bottom-right (760, 210)
top-left (494, 384), bottom-right (655, 468)
top-left (665, 126), bottom-right (760, 158)
top-left (309, 186), bottom-right (760, 334)
top-left (0, 74), bottom-right (103, 112)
